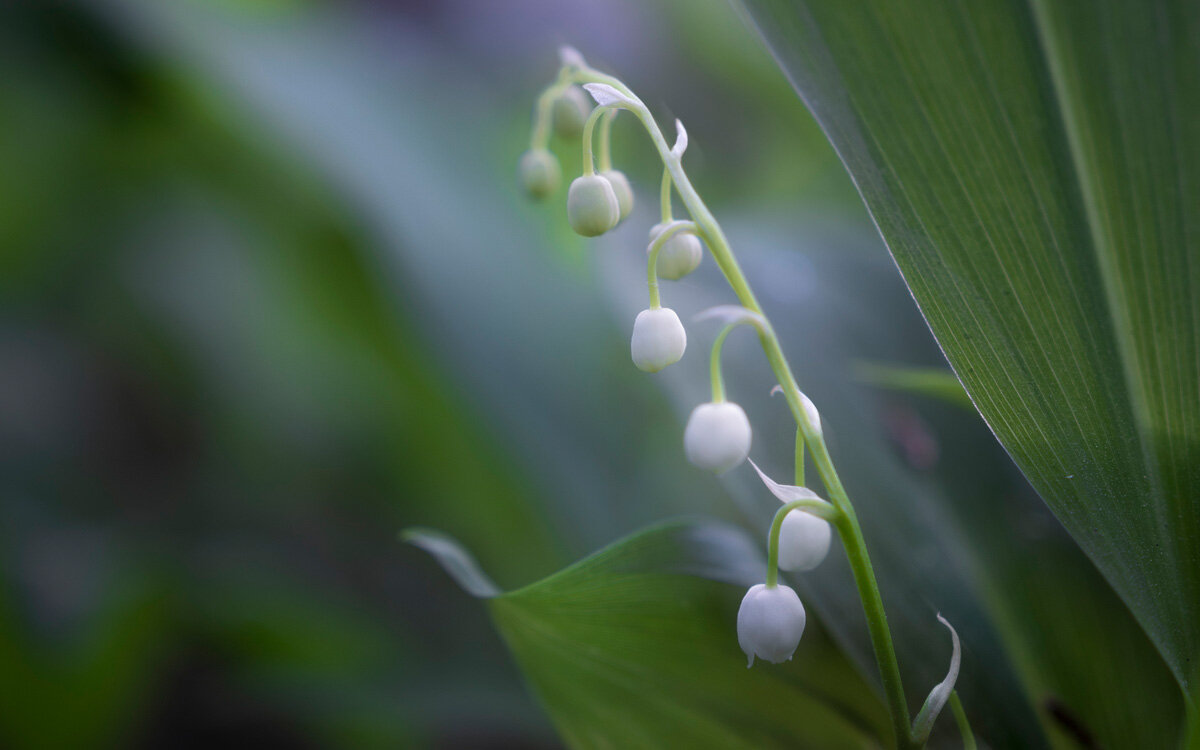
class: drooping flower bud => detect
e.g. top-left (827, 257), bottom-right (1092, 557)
top-left (737, 583), bottom-right (806, 667)
top-left (567, 174), bottom-right (620, 237)
top-left (777, 510), bottom-right (832, 571)
top-left (799, 391), bottom-right (822, 436)
top-left (602, 169), bottom-right (634, 222)
top-left (684, 401), bottom-right (752, 473)
top-left (552, 86), bottom-right (590, 139)
top-left (650, 223), bottom-right (703, 280)
top-left (630, 308), bottom-right (686, 372)
top-left (518, 149), bottom-right (561, 200)
top-left (748, 459), bottom-right (833, 571)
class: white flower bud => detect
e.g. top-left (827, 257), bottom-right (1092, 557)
top-left (602, 169), bottom-right (634, 222)
top-left (650, 223), bottom-right (703, 280)
top-left (737, 583), bottom-right (806, 667)
top-left (776, 510), bottom-right (832, 571)
top-left (630, 308), bottom-right (686, 373)
top-left (567, 174), bottom-right (620, 237)
top-left (552, 86), bottom-right (590, 139)
top-left (800, 391), bottom-right (822, 435)
top-left (518, 149), bottom-right (560, 200)
top-left (684, 401), bottom-right (752, 473)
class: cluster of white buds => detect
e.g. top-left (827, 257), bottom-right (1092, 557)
top-left (520, 50), bottom-right (968, 740)
top-left (518, 83), bottom-right (590, 203)
top-left (519, 64), bottom-right (702, 377)
top-left (520, 51), bottom-right (839, 673)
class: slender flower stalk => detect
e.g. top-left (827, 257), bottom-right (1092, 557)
top-left (524, 48), bottom-right (958, 750)
top-left (597, 108), bottom-right (617, 172)
top-left (645, 220), bottom-right (697, 309)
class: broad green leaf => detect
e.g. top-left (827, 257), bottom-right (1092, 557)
top-left (410, 520), bottom-right (891, 749)
top-left (741, 0), bottom-right (1200, 690)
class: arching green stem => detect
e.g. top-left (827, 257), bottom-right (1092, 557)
top-left (530, 72), bottom-right (572, 149)
top-left (794, 426), bottom-right (806, 486)
top-left (580, 105), bottom-right (612, 176)
top-left (765, 499), bottom-right (839, 588)
top-left (660, 167), bottom-right (673, 223)
top-left (597, 108), bottom-right (617, 172)
top-left (710, 326), bottom-right (732, 403)
top-left (708, 317), bottom-right (764, 403)
top-left (645, 220), bottom-right (696, 309)
top-left (561, 61), bottom-right (920, 750)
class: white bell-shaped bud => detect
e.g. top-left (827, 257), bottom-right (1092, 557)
top-left (518, 149), bottom-right (560, 200)
top-left (630, 308), bottom-right (686, 373)
top-left (684, 401), bottom-right (752, 473)
top-left (737, 583), bottom-right (806, 667)
top-left (776, 510), bottom-right (832, 571)
top-left (602, 169), bottom-right (634, 222)
top-left (748, 460), bottom-right (833, 570)
top-left (650, 223), bottom-right (703, 280)
top-left (567, 175), bottom-right (620, 237)
top-left (552, 86), bottom-right (590, 139)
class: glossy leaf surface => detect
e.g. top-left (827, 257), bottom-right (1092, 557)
top-left (741, 0), bottom-right (1200, 690)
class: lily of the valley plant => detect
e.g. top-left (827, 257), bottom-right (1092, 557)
top-left (518, 47), bottom-right (972, 750)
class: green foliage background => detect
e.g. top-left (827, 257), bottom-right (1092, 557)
top-left (0, 1), bottom-right (1192, 748)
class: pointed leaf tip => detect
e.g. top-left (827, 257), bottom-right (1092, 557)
top-left (911, 614), bottom-right (962, 744)
top-left (747, 459), bottom-right (825, 506)
top-left (402, 527), bottom-right (501, 598)
top-left (693, 305), bottom-right (766, 330)
top-left (672, 119), bottom-right (688, 157)
top-left (582, 83), bottom-right (634, 109)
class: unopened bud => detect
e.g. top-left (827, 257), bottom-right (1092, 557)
top-left (567, 174), bottom-right (620, 237)
top-left (650, 223), bottom-right (703, 280)
top-left (518, 149), bottom-right (561, 200)
top-left (631, 308), bottom-right (686, 372)
top-left (776, 510), bottom-right (832, 571)
top-left (737, 583), bottom-right (806, 667)
top-left (602, 170), bottom-right (634, 222)
top-left (684, 401), bottom-right (752, 473)
top-left (552, 86), bottom-right (590, 139)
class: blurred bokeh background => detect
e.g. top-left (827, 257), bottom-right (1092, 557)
top-left (2, 1), bottom-right (1152, 748)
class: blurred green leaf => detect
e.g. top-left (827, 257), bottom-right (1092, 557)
top-left (852, 363), bottom-right (972, 411)
top-left (0, 570), bottom-right (172, 749)
top-left (741, 0), bottom-right (1200, 693)
top-left (412, 519), bottom-right (891, 749)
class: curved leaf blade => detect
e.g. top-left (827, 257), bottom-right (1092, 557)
top-left (740, 0), bottom-right (1200, 690)
top-left (402, 527), bottom-right (501, 598)
top-left (491, 520), bottom-right (890, 749)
